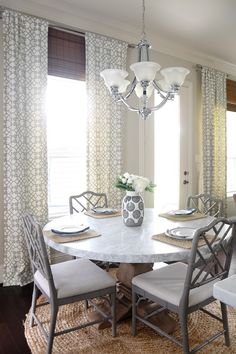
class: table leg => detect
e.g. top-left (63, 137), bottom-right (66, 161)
top-left (88, 263), bottom-right (177, 333)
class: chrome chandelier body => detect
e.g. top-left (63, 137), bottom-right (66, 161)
top-left (100, 0), bottom-right (190, 120)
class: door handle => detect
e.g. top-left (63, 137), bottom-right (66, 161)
top-left (183, 180), bottom-right (189, 184)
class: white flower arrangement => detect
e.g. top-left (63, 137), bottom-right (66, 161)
top-left (115, 172), bottom-right (156, 193)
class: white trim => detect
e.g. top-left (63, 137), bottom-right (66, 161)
top-left (0, 264), bottom-right (3, 284)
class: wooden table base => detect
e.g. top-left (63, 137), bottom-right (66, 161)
top-left (88, 263), bottom-right (178, 334)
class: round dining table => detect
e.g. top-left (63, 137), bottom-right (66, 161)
top-left (43, 208), bottom-right (214, 331)
top-left (43, 208), bottom-right (213, 264)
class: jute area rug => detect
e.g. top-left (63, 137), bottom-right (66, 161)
top-left (24, 297), bottom-right (236, 354)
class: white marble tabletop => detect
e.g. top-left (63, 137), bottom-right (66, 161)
top-left (43, 208), bottom-right (214, 263)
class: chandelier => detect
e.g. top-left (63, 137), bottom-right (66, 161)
top-left (100, 0), bottom-right (190, 120)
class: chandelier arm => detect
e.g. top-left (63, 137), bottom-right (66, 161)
top-left (122, 78), bottom-right (137, 100)
top-left (118, 96), bottom-right (140, 112)
top-left (148, 92), bottom-right (172, 111)
top-left (152, 80), bottom-right (169, 99)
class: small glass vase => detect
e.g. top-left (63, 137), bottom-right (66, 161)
top-left (122, 191), bottom-right (144, 227)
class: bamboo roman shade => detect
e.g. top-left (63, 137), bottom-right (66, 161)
top-left (227, 79), bottom-right (236, 112)
top-left (48, 28), bottom-right (85, 81)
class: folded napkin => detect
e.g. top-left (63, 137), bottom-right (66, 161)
top-left (44, 229), bottom-right (101, 243)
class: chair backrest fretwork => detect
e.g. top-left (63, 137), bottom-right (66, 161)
top-left (22, 214), bottom-right (56, 296)
top-left (186, 193), bottom-right (223, 217)
top-left (181, 217), bottom-right (236, 307)
top-left (69, 191), bottom-right (108, 214)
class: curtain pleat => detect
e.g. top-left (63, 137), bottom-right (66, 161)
top-left (201, 66), bottom-right (227, 213)
top-left (3, 10), bottom-right (48, 286)
top-left (85, 32), bottom-right (128, 209)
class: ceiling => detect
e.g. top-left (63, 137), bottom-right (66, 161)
top-left (3, 0), bottom-right (236, 71)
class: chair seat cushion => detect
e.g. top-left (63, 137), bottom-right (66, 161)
top-left (213, 274), bottom-right (236, 307)
top-left (132, 262), bottom-right (217, 307)
top-left (34, 258), bottom-right (116, 299)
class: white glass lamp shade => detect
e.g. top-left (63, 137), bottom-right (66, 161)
top-left (135, 82), bottom-right (153, 98)
top-left (156, 79), bottom-right (171, 92)
top-left (118, 79), bottom-right (130, 93)
top-left (160, 67), bottom-right (190, 87)
top-left (100, 69), bottom-right (128, 89)
top-left (130, 61), bottom-right (161, 82)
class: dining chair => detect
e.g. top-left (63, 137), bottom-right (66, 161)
top-left (22, 213), bottom-right (117, 354)
top-left (69, 191), bottom-right (108, 214)
top-left (132, 217), bottom-right (236, 354)
top-left (213, 274), bottom-right (236, 308)
top-left (186, 193), bottom-right (223, 217)
top-left (69, 190), bottom-right (117, 270)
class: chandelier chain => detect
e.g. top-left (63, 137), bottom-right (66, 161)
top-left (141, 0), bottom-right (146, 40)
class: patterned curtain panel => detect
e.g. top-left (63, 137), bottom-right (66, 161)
top-left (201, 66), bottom-right (227, 211)
top-left (2, 11), bottom-right (48, 286)
top-left (85, 32), bottom-right (128, 209)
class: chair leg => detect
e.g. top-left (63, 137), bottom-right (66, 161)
top-left (179, 314), bottom-right (190, 354)
top-left (132, 290), bottom-right (137, 336)
top-left (47, 303), bottom-right (58, 354)
top-left (30, 283), bottom-right (39, 327)
top-left (111, 291), bottom-right (117, 337)
top-left (84, 299), bottom-right (89, 309)
top-left (221, 302), bottom-right (230, 346)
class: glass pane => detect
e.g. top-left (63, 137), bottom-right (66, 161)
top-left (46, 76), bottom-right (87, 215)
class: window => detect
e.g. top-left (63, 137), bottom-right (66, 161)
top-left (227, 79), bottom-right (236, 197)
top-left (47, 28), bottom-right (86, 217)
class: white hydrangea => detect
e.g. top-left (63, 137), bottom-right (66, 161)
top-left (133, 176), bottom-right (150, 193)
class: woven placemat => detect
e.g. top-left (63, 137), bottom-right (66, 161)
top-left (44, 229), bottom-right (101, 243)
top-left (152, 233), bottom-right (215, 249)
top-left (159, 212), bottom-right (206, 222)
top-left (84, 210), bottom-right (121, 219)
top-left (24, 296), bottom-right (236, 354)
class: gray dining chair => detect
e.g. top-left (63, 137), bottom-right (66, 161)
top-left (22, 213), bottom-right (117, 354)
top-left (186, 193), bottom-right (223, 217)
top-left (132, 217), bottom-right (236, 354)
top-left (213, 274), bottom-right (236, 308)
top-left (69, 190), bottom-right (117, 270)
top-left (69, 191), bottom-right (108, 214)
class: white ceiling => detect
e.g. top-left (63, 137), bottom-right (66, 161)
top-left (3, 0), bottom-right (236, 71)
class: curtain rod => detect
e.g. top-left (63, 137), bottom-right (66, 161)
top-left (0, 6), bottom-right (135, 48)
top-left (196, 63), bottom-right (229, 77)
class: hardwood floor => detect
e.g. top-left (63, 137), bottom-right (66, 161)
top-left (1, 246), bottom-right (236, 354)
top-left (0, 282), bottom-right (33, 354)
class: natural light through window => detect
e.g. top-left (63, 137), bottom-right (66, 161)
top-left (154, 96), bottom-right (180, 213)
top-left (46, 76), bottom-right (87, 216)
top-left (227, 111), bottom-right (236, 196)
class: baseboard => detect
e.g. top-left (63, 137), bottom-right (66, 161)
top-left (0, 263), bottom-right (3, 284)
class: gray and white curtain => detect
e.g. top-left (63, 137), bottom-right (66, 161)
top-left (85, 32), bottom-right (128, 209)
top-left (3, 10), bottom-right (48, 286)
top-left (201, 66), bottom-right (227, 211)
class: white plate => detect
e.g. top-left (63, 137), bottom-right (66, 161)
top-left (168, 209), bottom-right (196, 216)
top-left (51, 225), bottom-right (90, 235)
top-left (91, 207), bottom-right (117, 214)
top-left (165, 227), bottom-right (196, 240)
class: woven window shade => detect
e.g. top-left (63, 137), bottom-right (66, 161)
top-left (48, 28), bottom-right (85, 81)
top-left (227, 79), bottom-right (236, 112)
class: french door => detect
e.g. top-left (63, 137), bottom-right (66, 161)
top-left (154, 82), bottom-right (193, 213)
